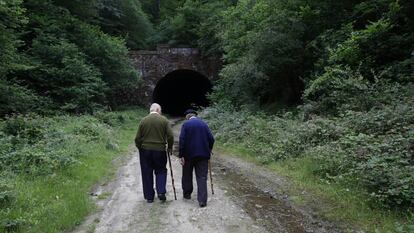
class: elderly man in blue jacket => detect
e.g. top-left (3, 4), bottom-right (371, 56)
top-left (179, 109), bottom-right (215, 207)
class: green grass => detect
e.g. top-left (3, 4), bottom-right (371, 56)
top-left (97, 192), bottom-right (112, 200)
top-left (215, 143), bottom-right (414, 233)
top-left (0, 109), bottom-right (146, 233)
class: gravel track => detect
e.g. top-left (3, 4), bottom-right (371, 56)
top-left (72, 121), bottom-right (340, 233)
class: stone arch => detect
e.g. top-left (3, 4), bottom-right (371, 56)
top-left (153, 69), bottom-right (212, 116)
top-left (130, 45), bottom-right (221, 108)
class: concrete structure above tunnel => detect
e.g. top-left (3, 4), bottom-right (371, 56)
top-left (130, 44), bottom-right (222, 107)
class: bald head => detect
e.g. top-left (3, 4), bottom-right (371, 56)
top-left (150, 103), bottom-right (162, 114)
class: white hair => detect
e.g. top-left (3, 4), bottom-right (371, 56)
top-left (186, 113), bottom-right (196, 119)
top-left (150, 103), bottom-right (162, 113)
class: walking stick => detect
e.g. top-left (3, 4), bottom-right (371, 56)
top-left (167, 150), bottom-right (177, 200)
top-left (209, 159), bottom-right (214, 195)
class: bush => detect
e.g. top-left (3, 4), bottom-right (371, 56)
top-left (303, 66), bottom-right (371, 116)
top-left (1, 114), bottom-right (51, 142)
top-left (210, 57), bottom-right (268, 108)
top-left (0, 179), bottom-right (15, 208)
top-left (304, 65), bottom-right (414, 117)
top-left (204, 83), bottom-right (414, 210)
top-left (0, 109), bottom-right (145, 232)
top-left (0, 115), bottom-right (77, 175)
top-left (94, 111), bottom-right (127, 127)
top-left (70, 23), bottom-right (141, 107)
top-left (28, 37), bottom-right (107, 113)
top-left (0, 113), bottom-right (120, 175)
top-left (73, 118), bottom-right (112, 142)
top-left (0, 79), bottom-right (52, 116)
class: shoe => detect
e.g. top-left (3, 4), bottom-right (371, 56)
top-left (183, 194), bottom-right (191, 200)
top-left (199, 202), bottom-right (206, 208)
top-left (147, 199), bottom-right (154, 203)
top-left (158, 193), bottom-right (166, 202)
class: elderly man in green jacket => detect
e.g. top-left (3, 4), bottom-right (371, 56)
top-left (135, 103), bottom-right (174, 203)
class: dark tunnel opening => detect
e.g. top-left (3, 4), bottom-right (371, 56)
top-left (153, 70), bottom-right (212, 116)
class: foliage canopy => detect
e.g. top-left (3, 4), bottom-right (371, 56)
top-left (0, 0), bottom-right (152, 116)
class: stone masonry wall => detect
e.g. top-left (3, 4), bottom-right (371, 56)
top-left (130, 45), bottom-right (221, 105)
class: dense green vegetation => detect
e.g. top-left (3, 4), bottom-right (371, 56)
top-left (187, 0), bottom-right (414, 231)
top-left (0, 1), bottom-right (152, 232)
top-left (203, 98), bottom-right (414, 231)
top-left (144, 0), bottom-right (413, 231)
top-left (0, 109), bottom-right (146, 232)
top-left (1, 0), bottom-right (413, 231)
top-left (0, 0), bottom-right (152, 116)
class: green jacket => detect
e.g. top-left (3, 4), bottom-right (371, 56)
top-left (135, 113), bottom-right (174, 151)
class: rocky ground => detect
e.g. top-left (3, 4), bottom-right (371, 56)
top-left (72, 121), bottom-right (342, 233)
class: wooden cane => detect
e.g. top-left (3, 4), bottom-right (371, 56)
top-left (167, 150), bottom-right (177, 200)
top-left (208, 159), bottom-right (214, 195)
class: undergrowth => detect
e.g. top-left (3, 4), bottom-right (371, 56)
top-left (0, 108), bottom-right (146, 232)
top-left (203, 81), bottom-right (414, 232)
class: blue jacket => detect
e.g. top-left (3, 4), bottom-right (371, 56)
top-left (179, 117), bottom-right (215, 159)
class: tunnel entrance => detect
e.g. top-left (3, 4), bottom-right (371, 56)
top-left (153, 70), bottom-right (212, 116)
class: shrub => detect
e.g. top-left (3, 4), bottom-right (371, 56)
top-left (70, 23), bottom-right (141, 107)
top-left (94, 111), bottom-right (127, 127)
top-left (0, 109), bottom-right (145, 232)
top-left (1, 218), bottom-right (25, 233)
top-left (29, 37), bottom-right (107, 113)
top-left (204, 84), bottom-right (414, 210)
top-left (303, 66), bottom-right (372, 116)
top-left (1, 114), bottom-right (46, 141)
top-left (304, 65), bottom-right (414, 117)
top-left (0, 113), bottom-right (116, 175)
top-left (0, 79), bottom-right (52, 117)
top-left (0, 179), bottom-right (15, 208)
top-left (73, 118), bottom-right (111, 143)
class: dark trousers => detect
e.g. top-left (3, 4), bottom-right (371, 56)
top-left (139, 149), bottom-right (167, 200)
top-left (182, 157), bottom-right (209, 203)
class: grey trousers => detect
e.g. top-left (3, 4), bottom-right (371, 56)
top-left (182, 157), bottom-right (209, 203)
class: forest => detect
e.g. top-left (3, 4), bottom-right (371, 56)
top-left (1, 0), bottom-right (413, 232)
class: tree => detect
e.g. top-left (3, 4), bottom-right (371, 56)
top-left (0, 0), bottom-right (145, 115)
top-left (0, 0), bottom-right (27, 78)
top-left (98, 0), bottom-right (153, 49)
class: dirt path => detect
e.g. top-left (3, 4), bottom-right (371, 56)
top-left (73, 121), bottom-right (340, 233)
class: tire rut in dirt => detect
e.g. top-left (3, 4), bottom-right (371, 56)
top-left (213, 159), bottom-right (329, 233)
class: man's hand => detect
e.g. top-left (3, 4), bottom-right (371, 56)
top-left (180, 157), bottom-right (185, 166)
